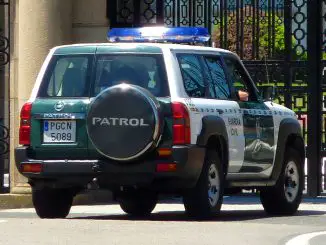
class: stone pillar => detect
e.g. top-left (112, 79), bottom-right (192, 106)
top-left (72, 0), bottom-right (109, 43)
top-left (10, 0), bottom-right (72, 193)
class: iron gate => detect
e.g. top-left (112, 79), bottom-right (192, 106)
top-left (107, 0), bottom-right (325, 196)
top-left (0, 0), bottom-right (9, 193)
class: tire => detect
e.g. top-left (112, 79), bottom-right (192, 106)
top-left (86, 84), bottom-right (163, 162)
top-left (260, 147), bottom-right (303, 215)
top-left (183, 150), bottom-right (224, 219)
top-left (118, 189), bottom-right (157, 217)
top-left (32, 188), bottom-right (73, 219)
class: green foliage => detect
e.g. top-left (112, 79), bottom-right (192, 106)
top-left (211, 9), bottom-right (322, 61)
top-left (258, 18), bottom-right (286, 59)
top-left (211, 11), bottom-right (288, 59)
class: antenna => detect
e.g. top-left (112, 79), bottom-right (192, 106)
top-left (264, 55), bottom-right (273, 105)
top-left (264, 56), bottom-right (270, 84)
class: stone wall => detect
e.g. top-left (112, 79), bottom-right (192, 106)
top-left (72, 0), bottom-right (109, 43)
top-left (10, 0), bottom-right (109, 193)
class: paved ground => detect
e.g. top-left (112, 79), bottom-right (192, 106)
top-left (0, 196), bottom-right (326, 245)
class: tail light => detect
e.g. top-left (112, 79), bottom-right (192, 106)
top-left (172, 102), bottom-right (191, 144)
top-left (156, 163), bottom-right (177, 172)
top-left (19, 102), bottom-right (32, 145)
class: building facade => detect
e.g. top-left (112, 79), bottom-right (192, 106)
top-left (9, 0), bottom-right (110, 193)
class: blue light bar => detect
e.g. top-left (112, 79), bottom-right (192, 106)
top-left (107, 26), bottom-right (211, 44)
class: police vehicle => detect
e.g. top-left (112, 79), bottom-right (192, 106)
top-left (15, 27), bottom-right (305, 219)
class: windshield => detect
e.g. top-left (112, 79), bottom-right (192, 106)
top-left (37, 53), bottom-right (169, 98)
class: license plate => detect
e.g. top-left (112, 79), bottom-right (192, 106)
top-left (43, 120), bottom-right (76, 143)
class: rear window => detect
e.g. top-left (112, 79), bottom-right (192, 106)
top-left (93, 54), bottom-right (169, 97)
top-left (38, 55), bottom-right (91, 98)
top-left (38, 53), bottom-right (169, 98)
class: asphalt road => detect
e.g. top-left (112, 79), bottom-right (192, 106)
top-left (0, 196), bottom-right (326, 245)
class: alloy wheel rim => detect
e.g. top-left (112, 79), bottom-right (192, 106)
top-left (284, 161), bottom-right (300, 203)
top-left (208, 164), bottom-right (220, 207)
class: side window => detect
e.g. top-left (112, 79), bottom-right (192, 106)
top-left (203, 56), bottom-right (230, 99)
top-left (224, 57), bottom-right (256, 101)
top-left (177, 54), bottom-right (206, 98)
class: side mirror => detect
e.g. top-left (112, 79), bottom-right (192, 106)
top-left (261, 85), bottom-right (277, 101)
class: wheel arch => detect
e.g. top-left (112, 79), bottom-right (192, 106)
top-left (271, 118), bottom-right (305, 181)
top-left (285, 134), bottom-right (305, 163)
top-left (196, 115), bottom-right (229, 176)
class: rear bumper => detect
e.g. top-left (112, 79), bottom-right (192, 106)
top-left (15, 146), bottom-right (205, 191)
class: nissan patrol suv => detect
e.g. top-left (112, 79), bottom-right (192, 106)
top-left (15, 27), bottom-right (305, 219)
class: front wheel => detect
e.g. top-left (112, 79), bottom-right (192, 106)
top-left (260, 147), bottom-right (303, 215)
top-left (183, 150), bottom-right (224, 219)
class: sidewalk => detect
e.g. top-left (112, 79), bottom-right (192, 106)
top-left (0, 189), bottom-right (114, 209)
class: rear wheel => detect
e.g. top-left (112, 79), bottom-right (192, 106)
top-left (118, 189), bottom-right (157, 217)
top-left (32, 188), bottom-right (73, 219)
top-left (183, 150), bottom-right (224, 219)
top-left (260, 147), bottom-right (303, 215)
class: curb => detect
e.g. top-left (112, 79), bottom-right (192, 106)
top-left (0, 190), bottom-right (115, 210)
top-left (0, 191), bottom-right (325, 210)
top-left (0, 194), bottom-right (33, 209)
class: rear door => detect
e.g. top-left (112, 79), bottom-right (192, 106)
top-left (30, 52), bottom-right (94, 159)
top-left (175, 52), bottom-right (245, 173)
top-left (88, 46), bottom-right (171, 158)
top-left (200, 54), bottom-right (245, 173)
top-left (223, 55), bottom-right (275, 173)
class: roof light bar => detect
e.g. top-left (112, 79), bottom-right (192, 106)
top-left (107, 26), bottom-right (210, 44)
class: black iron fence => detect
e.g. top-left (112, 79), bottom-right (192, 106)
top-left (0, 124), bottom-right (9, 192)
top-left (106, 0), bottom-right (326, 196)
top-left (0, 0), bottom-right (10, 193)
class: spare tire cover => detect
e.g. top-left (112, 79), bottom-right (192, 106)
top-left (87, 84), bottom-right (162, 161)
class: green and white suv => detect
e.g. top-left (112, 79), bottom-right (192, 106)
top-left (15, 27), bottom-right (305, 219)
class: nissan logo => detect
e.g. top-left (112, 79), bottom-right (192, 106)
top-left (92, 117), bottom-right (149, 127)
top-left (54, 101), bottom-right (65, 112)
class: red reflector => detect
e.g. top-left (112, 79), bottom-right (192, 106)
top-left (156, 163), bottom-right (177, 172)
top-left (21, 163), bottom-right (43, 173)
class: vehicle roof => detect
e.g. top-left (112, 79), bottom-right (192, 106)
top-left (51, 42), bottom-right (235, 55)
